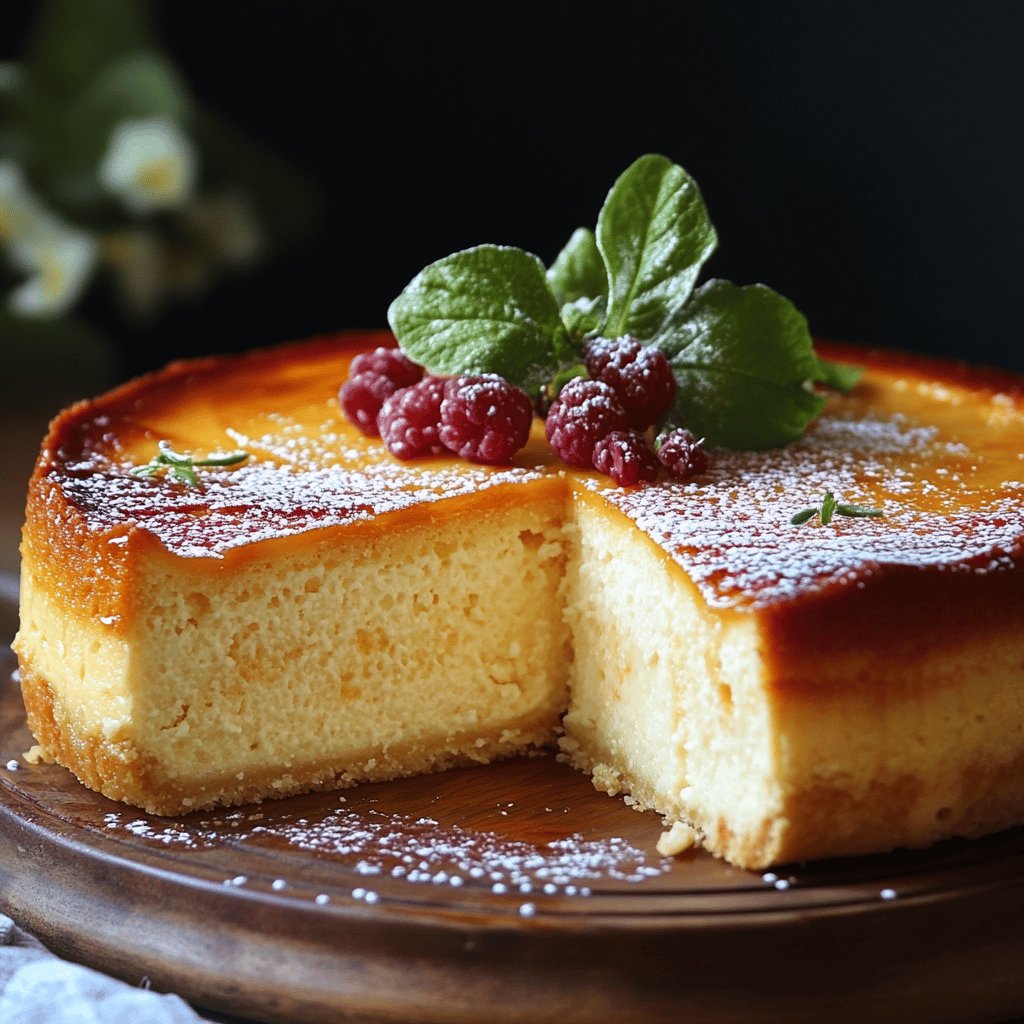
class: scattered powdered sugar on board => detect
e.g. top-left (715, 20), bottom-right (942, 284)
top-left (101, 803), bottom-right (672, 898)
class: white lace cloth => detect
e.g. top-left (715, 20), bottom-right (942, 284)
top-left (0, 914), bottom-right (214, 1023)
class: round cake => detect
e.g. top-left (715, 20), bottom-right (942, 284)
top-left (13, 330), bottom-right (1024, 868)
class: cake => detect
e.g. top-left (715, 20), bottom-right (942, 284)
top-left (13, 330), bottom-right (1024, 869)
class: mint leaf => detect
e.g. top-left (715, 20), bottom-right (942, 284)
top-left (656, 280), bottom-right (824, 449)
top-left (598, 154), bottom-right (717, 341)
top-left (385, 154), bottom-right (828, 455)
top-left (547, 227), bottom-right (606, 307)
top-left (559, 296), bottom-right (604, 340)
top-left (815, 356), bottom-right (863, 393)
top-left (388, 244), bottom-right (569, 396)
top-left (547, 362), bottom-right (588, 399)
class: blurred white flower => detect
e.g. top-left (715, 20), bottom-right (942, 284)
top-left (99, 118), bottom-right (198, 215)
top-left (8, 228), bottom-right (98, 318)
top-left (0, 160), bottom-right (98, 318)
top-left (100, 194), bottom-right (264, 320)
top-left (0, 160), bottom-right (48, 243)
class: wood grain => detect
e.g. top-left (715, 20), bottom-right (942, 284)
top-left (1, 638), bottom-right (1022, 1023)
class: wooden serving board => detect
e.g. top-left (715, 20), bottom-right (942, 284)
top-left (1, 626), bottom-right (1023, 1023)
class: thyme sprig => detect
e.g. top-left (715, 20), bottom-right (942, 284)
top-left (129, 440), bottom-right (248, 487)
top-left (791, 490), bottom-right (883, 527)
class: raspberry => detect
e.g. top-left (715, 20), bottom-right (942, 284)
top-left (584, 336), bottom-right (676, 430)
top-left (440, 374), bottom-right (533, 464)
top-left (339, 347), bottom-right (424, 436)
top-left (349, 346), bottom-right (424, 389)
top-left (592, 430), bottom-right (660, 486)
top-left (657, 428), bottom-right (709, 481)
top-left (339, 371), bottom-right (401, 436)
top-left (377, 376), bottom-right (446, 459)
top-left (545, 378), bottom-right (629, 468)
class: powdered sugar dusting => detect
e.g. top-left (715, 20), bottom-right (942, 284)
top-left (60, 451), bottom-right (549, 559)
top-left (594, 408), bottom-right (1024, 607)
top-left (100, 804), bottom-right (671, 897)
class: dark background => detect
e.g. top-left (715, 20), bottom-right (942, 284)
top-left (4, 0), bottom-right (1024, 378)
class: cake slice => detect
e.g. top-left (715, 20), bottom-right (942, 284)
top-left (14, 331), bottom-right (1024, 868)
top-left (16, 335), bottom-right (573, 813)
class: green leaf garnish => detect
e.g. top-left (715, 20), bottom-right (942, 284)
top-left (598, 154), bottom-right (717, 341)
top-left (541, 362), bottom-right (588, 408)
top-left (814, 357), bottom-right (863, 394)
top-left (387, 244), bottom-right (573, 397)
top-left (835, 503), bottom-right (885, 518)
top-left (387, 154), bottom-right (842, 451)
top-left (130, 440), bottom-right (248, 487)
top-left (789, 507), bottom-right (818, 526)
top-left (791, 491), bottom-right (884, 526)
top-left (820, 489), bottom-right (837, 525)
top-left (547, 227), bottom-right (606, 308)
top-left (559, 296), bottom-right (605, 341)
top-left (655, 280), bottom-right (824, 449)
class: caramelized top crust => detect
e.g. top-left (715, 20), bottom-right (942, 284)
top-left (22, 330), bottom-right (1024, 638)
top-left (591, 352), bottom-right (1024, 607)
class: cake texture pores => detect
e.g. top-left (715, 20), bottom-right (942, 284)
top-left (19, 499), bottom-right (570, 812)
top-left (13, 330), bottom-right (1024, 869)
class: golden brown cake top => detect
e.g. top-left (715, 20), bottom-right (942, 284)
top-left (24, 330), bottom-right (1024, 621)
top-left (43, 330), bottom-right (558, 557)
top-left (590, 348), bottom-right (1024, 608)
